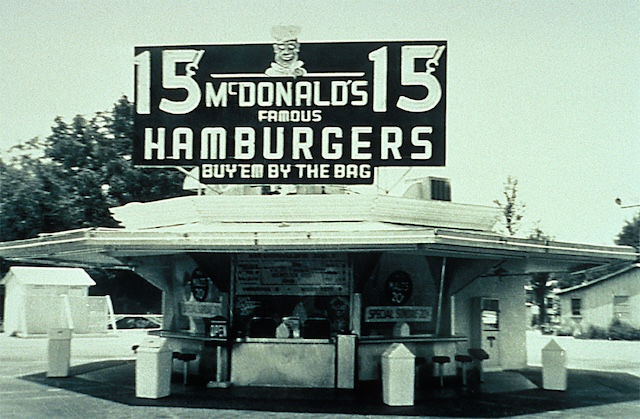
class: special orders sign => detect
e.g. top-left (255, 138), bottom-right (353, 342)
top-left (133, 27), bottom-right (447, 184)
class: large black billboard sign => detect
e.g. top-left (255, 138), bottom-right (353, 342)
top-left (134, 34), bottom-right (446, 184)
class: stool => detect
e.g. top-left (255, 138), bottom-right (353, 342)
top-left (432, 355), bottom-right (451, 388)
top-left (173, 352), bottom-right (196, 385)
top-left (468, 348), bottom-right (490, 383)
top-left (455, 354), bottom-right (473, 387)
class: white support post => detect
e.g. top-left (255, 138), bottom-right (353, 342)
top-left (106, 295), bottom-right (118, 332)
top-left (435, 256), bottom-right (447, 336)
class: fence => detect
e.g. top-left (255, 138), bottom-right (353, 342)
top-left (22, 294), bottom-right (117, 336)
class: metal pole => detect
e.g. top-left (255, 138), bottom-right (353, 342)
top-left (435, 256), bottom-right (447, 336)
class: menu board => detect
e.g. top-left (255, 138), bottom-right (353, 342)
top-left (236, 253), bottom-right (349, 295)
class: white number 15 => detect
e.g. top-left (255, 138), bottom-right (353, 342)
top-left (369, 45), bottom-right (445, 113)
top-left (134, 49), bottom-right (204, 115)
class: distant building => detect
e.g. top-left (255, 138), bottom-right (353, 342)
top-left (557, 263), bottom-right (640, 332)
top-left (1, 266), bottom-right (116, 336)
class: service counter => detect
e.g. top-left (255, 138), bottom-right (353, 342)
top-left (360, 334), bottom-right (467, 344)
top-left (357, 334), bottom-right (467, 381)
top-left (148, 331), bottom-right (340, 388)
top-left (145, 328), bottom-right (466, 387)
top-left (149, 330), bottom-right (227, 343)
top-left (231, 337), bottom-right (336, 387)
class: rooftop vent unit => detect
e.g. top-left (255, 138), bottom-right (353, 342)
top-left (402, 177), bottom-right (452, 202)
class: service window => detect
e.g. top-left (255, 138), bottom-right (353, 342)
top-left (481, 298), bottom-right (500, 331)
top-left (571, 298), bottom-right (582, 316)
top-left (233, 253), bottom-right (350, 338)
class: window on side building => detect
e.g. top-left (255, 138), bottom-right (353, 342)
top-left (613, 295), bottom-right (630, 321)
top-left (571, 297), bottom-right (582, 316)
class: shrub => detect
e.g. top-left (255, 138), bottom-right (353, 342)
top-left (585, 325), bottom-right (608, 340)
top-left (555, 324), bottom-right (574, 336)
top-left (608, 318), bottom-right (640, 340)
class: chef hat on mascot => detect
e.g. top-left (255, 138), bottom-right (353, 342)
top-left (271, 25), bottom-right (301, 43)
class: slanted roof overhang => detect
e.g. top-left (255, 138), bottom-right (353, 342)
top-left (556, 263), bottom-right (640, 294)
top-left (1, 195), bottom-right (636, 269)
top-left (0, 266), bottom-right (95, 286)
top-left (0, 222), bottom-right (636, 269)
top-left (109, 194), bottom-right (502, 231)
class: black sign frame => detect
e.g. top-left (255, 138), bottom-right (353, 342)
top-left (134, 40), bottom-right (447, 184)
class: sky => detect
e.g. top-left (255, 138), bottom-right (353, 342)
top-left (1, 0), bottom-right (639, 246)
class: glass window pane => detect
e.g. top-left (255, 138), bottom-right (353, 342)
top-left (571, 298), bottom-right (581, 316)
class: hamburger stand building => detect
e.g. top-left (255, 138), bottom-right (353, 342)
top-left (0, 30), bottom-right (636, 398)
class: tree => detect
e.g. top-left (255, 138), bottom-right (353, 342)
top-left (494, 176), bottom-right (525, 236)
top-left (493, 178), bottom-right (556, 325)
top-left (0, 96), bottom-right (188, 242)
top-left (615, 212), bottom-right (640, 252)
top-left (527, 227), bottom-right (554, 325)
top-left (0, 154), bottom-right (79, 240)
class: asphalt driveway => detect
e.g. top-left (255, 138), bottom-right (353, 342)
top-left (0, 330), bottom-right (638, 418)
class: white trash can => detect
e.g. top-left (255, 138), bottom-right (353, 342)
top-left (47, 328), bottom-right (72, 378)
top-left (542, 339), bottom-right (567, 391)
top-left (135, 337), bottom-right (173, 399)
top-left (381, 343), bottom-right (415, 406)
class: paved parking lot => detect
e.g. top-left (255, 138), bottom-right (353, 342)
top-left (0, 330), bottom-right (638, 418)
top-left (526, 330), bottom-right (640, 377)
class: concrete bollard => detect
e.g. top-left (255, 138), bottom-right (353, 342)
top-left (381, 343), bottom-right (415, 406)
top-left (47, 328), bottom-right (72, 378)
top-left (542, 339), bottom-right (567, 391)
